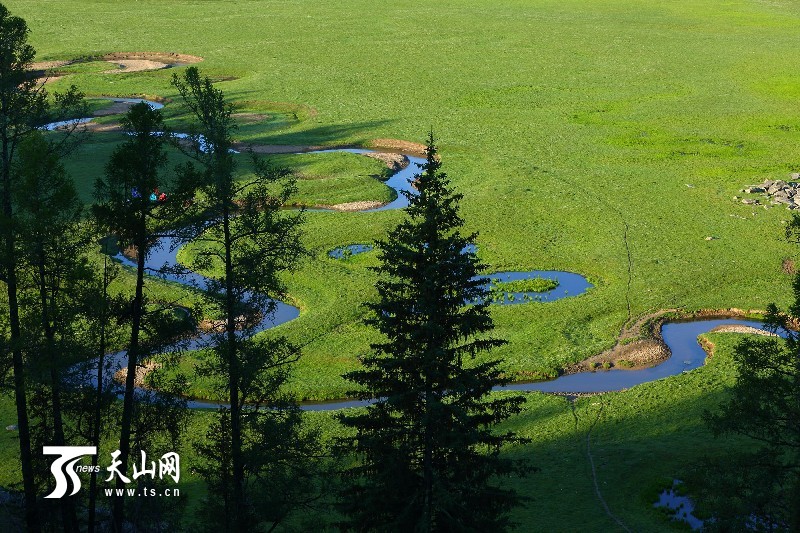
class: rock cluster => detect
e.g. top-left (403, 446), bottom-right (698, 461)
top-left (738, 177), bottom-right (800, 209)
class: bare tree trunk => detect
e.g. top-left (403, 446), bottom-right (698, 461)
top-left (222, 205), bottom-right (244, 531)
top-left (89, 254), bottom-right (110, 533)
top-left (113, 231), bottom-right (147, 532)
top-left (35, 245), bottom-right (78, 531)
top-left (1, 130), bottom-right (41, 533)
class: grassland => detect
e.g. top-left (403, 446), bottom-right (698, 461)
top-left (3, 0), bottom-right (800, 529)
top-left (15, 0), bottom-right (800, 400)
top-left (0, 333), bottom-right (766, 530)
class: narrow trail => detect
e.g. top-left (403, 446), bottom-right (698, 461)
top-left (603, 202), bottom-right (634, 328)
top-left (567, 396), bottom-right (632, 532)
top-left (621, 220), bottom-right (633, 324)
top-left (541, 166), bottom-right (634, 326)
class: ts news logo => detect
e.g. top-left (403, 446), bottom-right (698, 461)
top-left (43, 446), bottom-right (181, 499)
top-left (42, 446), bottom-right (98, 499)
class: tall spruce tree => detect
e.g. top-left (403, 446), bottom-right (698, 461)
top-left (171, 67), bottom-right (314, 531)
top-left (0, 5), bottom-right (83, 530)
top-left (338, 134), bottom-right (529, 531)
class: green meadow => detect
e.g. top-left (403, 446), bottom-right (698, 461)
top-left (4, 0), bottom-right (800, 529)
top-left (0, 334), bottom-right (764, 530)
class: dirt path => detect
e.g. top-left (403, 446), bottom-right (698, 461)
top-left (368, 138), bottom-right (427, 156)
top-left (29, 60), bottom-right (71, 70)
top-left (567, 397), bottom-right (632, 532)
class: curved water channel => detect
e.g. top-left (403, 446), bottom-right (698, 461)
top-left (52, 99), bottom-right (776, 412)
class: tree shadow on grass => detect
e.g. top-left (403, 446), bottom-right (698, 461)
top-left (249, 119), bottom-right (393, 149)
top-left (192, 88), bottom-right (394, 149)
top-left (499, 355), bottom-right (765, 532)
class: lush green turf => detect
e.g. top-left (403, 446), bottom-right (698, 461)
top-left (3, 0), bottom-right (800, 528)
top-left (61, 129), bottom-right (393, 209)
top-left (492, 278), bottom-right (560, 294)
top-left (0, 332), bottom-right (768, 530)
top-left (15, 0), bottom-right (800, 400)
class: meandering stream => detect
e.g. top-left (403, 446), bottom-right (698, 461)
top-left (51, 99), bottom-right (773, 412)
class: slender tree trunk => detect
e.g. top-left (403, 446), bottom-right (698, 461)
top-left (1, 131), bottom-right (41, 532)
top-left (35, 247), bottom-right (78, 531)
top-left (113, 230), bottom-right (147, 532)
top-left (222, 204), bottom-right (244, 530)
top-left (88, 254), bottom-right (109, 533)
top-left (7, 242), bottom-right (39, 532)
top-left (423, 382), bottom-right (433, 531)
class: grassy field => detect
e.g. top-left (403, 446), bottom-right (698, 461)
top-left (0, 333), bottom-right (765, 530)
top-left (13, 0), bottom-right (800, 401)
top-left (3, 0), bottom-right (800, 529)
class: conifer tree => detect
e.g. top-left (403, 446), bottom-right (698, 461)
top-left (83, 242), bottom-right (121, 533)
top-left (14, 131), bottom-right (89, 531)
top-left (93, 102), bottom-right (192, 531)
top-left (0, 5), bottom-right (83, 529)
top-left (172, 67), bottom-right (315, 531)
top-left (338, 134), bottom-right (529, 532)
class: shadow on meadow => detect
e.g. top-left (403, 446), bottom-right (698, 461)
top-left (255, 119), bottom-right (393, 149)
top-left (501, 333), bottom-right (760, 531)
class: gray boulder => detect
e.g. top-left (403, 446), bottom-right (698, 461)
top-left (768, 180), bottom-right (788, 194)
top-left (774, 193), bottom-right (792, 204)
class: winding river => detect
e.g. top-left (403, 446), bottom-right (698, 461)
top-left (54, 99), bottom-right (775, 412)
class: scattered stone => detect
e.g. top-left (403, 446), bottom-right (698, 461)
top-left (114, 360), bottom-right (161, 388)
top-left (103, 59), bottom-right (168, 74)
top-left (5, 425), bottom-right (17, 431)
top-left (774, 192), bottom-right (793, 204)
top-left (710, 324), bottom-right (779, 336)
top-left (741, 176), bottom-right (800, 210)
top-left (768, 180), bottom-right (788, 194)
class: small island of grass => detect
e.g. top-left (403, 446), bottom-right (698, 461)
top-left (489, 277), bottom-right (559, 301)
